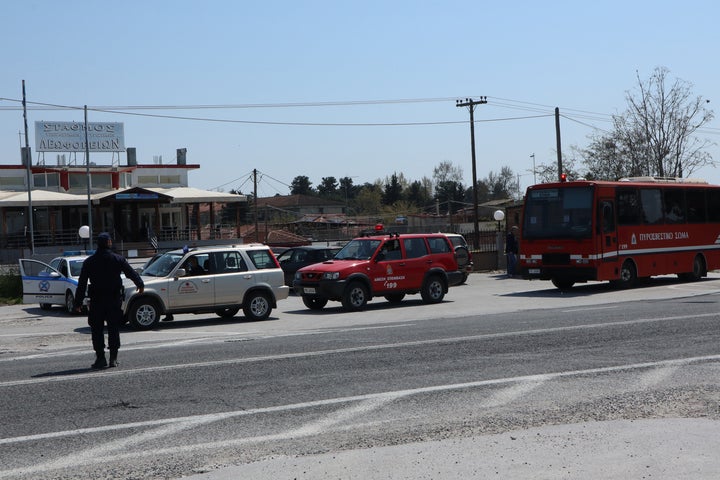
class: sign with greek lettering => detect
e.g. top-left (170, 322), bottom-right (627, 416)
top-left (35, 121), bottom-right (125, 152)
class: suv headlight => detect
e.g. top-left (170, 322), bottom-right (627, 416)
top-left (322, 272), bottom-right (340, 280)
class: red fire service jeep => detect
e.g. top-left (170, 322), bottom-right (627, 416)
top-left (293, 232), bottom-right (464, 311)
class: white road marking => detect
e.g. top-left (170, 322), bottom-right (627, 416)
top-left (1, 353), bottom-right (719, 478)
top-left (561, 306), bottom-right (619, 313)
top-left (1, 312), bottom-right (717, 388)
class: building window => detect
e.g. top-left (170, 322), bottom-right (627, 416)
top-left (0, 176), bottom-right (25, 187)
top-left (159, 175), bottom-right (181, 185)
top-left (69, 173), bottom-right (88, 189)
top-left (92, 174), bottom-right (112, 189)
top-left (137, 175), bottom-right (158, 185)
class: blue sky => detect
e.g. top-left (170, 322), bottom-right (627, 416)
top-left (2, 0), bottom-right (719, 197)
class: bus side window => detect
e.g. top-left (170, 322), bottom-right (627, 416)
top-left (686, 189), bottom-right (706, 223)
top-left (663, 189), bottom-right (686, 224)
top-left (617, 189), bottom-right (641, 225)
top-left (640, 189), bottom-right (663, 225)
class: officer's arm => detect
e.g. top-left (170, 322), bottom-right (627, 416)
top-left (121, 258), bottom-right (145, 293)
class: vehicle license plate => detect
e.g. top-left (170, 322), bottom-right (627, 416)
top-left (528, 268), bottom-right (540, 274)
top-left (303, 287), bottom-right (316, 294)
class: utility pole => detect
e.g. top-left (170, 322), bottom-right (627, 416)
top-left (21, 80), bottom-right (35, 255)
top-left (555, 107), bottom-right (563, 181)
top-left (84, 105), bottom-right (93, 244)
top-left (253, 168), bottom-right (259, 243)
top-left (456, 97), bottom-right (487, 249)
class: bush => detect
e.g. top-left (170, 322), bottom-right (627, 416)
top-left (0, 273), bottom-right (23, 304)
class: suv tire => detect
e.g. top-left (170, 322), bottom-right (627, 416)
top-left (421, 275), bottom-right (445, 304)
top-left (342, 281), bottom-right (369, 311)
top-left (129, 298), bottom-right (161, 330)
top-left (302, 296), bottom-right (328, 310)
top-left (384, 293), bottom-right (405, 303)
top-left (215, 307), bottom-right (241, 318)
top-left (243, 291), bottom-right (271, 321)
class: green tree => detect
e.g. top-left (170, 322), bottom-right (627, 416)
top-left (382, 173), bottom-right (404, 205)
top-left (317, 176), bottom-right (338, 198)
top-left (339, 176), bottom-right (357, 202)
top-left (406, 179), bottom-right (433, 210)
top-left (290, 175), bottom-right (314, 195)
top-left (435, 180), bottom-right (466, 214)
top-left (353, 182), bottom-right (383, 215)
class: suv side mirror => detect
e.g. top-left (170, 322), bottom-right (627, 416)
top-left (175, 268), bottom-right (187, 278)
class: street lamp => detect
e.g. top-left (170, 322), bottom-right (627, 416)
top-left (530, 153), bottom-right (536, 185)
top-left (78, 225), bottom-right (90, 252)
top-left (493, 210), bottom-right (505, 271)
top-left (493, 210), bottom-right (505, 231)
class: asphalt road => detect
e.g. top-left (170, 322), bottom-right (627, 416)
top-left (1, 273), bottom-right (719, 479)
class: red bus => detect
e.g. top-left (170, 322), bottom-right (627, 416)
top-left (519, 177), bottom-right (720, 290)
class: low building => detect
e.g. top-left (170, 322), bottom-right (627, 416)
top-left (0, 153), bottom-right (246, 262)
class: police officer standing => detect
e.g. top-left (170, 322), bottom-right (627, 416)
top-left (74, 232), bottom-right (144, 369)
top-left (505, 226), bottom-right (519, 277)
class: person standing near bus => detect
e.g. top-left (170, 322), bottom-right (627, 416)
top-left (74, 232), bottom-right (144, 369)
top-left (506, 226), bottom-right (519, 277)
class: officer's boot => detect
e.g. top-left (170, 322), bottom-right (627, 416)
top-left (109, 349), bottom-right (119, 368)
top-left (91, 351), bottom-right (107, 369)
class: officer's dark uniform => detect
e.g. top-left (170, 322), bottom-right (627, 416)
top-left (74, 232), bottom-right (144, 369)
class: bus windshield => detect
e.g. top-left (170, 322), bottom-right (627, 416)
top-left (523, 186), bottom-right (594, 239)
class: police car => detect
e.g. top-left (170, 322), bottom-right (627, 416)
top-left (19, 254), bottom-right (89, 314)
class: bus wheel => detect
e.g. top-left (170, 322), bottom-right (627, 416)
top-left (615, 260), bottom-right (637, 289)
top-left (551, 278), bottom-right (575, 291)
top-left (680, 255), bottom-right (705, 282)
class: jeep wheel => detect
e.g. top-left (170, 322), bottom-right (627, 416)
top-left (128, 298), bottom-right (161, 330)
top-left (243, 291), bottom-right (271, 321)
top-left (302, 296), bottom-right (328, 310)
top-left (421, 275), bottom-right (445, 304)
top-left (342, 281), bottom-right (369, 311)
top-left (384, 293), bottom-right (405, 303)
top-left (551, 278), bottom-right (575, 291)
top-left (215, 307), bottom-right (240, 318)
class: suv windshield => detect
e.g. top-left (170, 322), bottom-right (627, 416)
top-left (142, 252), bottom-right (184, 277)
top-left (335, 239), bottom-right (382, 260)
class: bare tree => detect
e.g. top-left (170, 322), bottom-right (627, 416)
top-left (620, 67), bottom-right (714, 178)
top-left (432, 160), bottom-right (464, 186)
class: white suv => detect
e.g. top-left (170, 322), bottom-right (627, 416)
top-left (122, 244), bottom-right (290, 330)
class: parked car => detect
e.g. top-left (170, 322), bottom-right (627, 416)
top-left (442, 233), bottom-right (473, 283)
top-left (275, 246), bottom-right (341, 287)
top-left (122, 244), bottom-right (290, 330)
top-left (19, 255), bottom-right (88, 314)
top-left (293, 233), bottom-right (463, 311)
